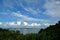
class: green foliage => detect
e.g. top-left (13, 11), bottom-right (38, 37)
top-left (38, 21), bottom-right (60, 40)
top-left (0, 21), bottom-right (60, 40)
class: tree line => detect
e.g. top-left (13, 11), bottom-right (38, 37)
top-left (0, 21), bottom-right (60, 40)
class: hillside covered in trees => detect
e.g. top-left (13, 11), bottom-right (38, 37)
top-left (0, 21), bottom-right (60, 40)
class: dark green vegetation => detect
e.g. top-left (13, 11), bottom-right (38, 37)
top-left (0, 21), bottom-right (60, 40)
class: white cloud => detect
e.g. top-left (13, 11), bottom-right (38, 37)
top-left (0, 22), bottom-right (2, 25)
top-left (26, 8), bottom-right (41, 15)
top-left (19, 0), bottom-right (42, 15)
top-left (4, 21), bottom-right (21, 27)
top-left (17, 21), bottom-right (21, 25)
top-left (23, 22), bottom-right (29, 26)
top-left (21, 4), bottom-right (41, 15)
top-left (0, 21), bottom-right (51, 28)
top-left (20, 21), bottom-right (41, 27)
top-left (2, 21), bottom-right (41, 28)
top-left (44, 0), bottom-right (60, 17)
top-left (13, 12), bottom-right (49, 22)
top-left (23, 22), bottom-right (41, 27)
top-left (6, 22), bottom-right (17, 26)
top-left (30, 23), bottom-right (41, 27)
top-left (44, 23), bottom-right (50, 27)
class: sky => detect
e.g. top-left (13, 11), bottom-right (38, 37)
top-left (0, 0), bottom-right (60, 29)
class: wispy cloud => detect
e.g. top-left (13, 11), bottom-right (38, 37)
top-left (24, 8), bottom-right (41, 15)
top-left (2, 0), bottom-right (60, 17)
top-left (12, 11), bottom-right (49, 22)
top-left (20, 0), bottom-right (42, 15)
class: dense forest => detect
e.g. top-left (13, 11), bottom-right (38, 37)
top-left (0, 21), bottom-right (60, 40)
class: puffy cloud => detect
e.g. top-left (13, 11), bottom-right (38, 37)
top-left (23, 22), bottom-right (29, 26)
top-left (44, 0), bottom-right (60, 17)
top-left (6, 22), bottom-right (17, 26)
top-left (17, 21), bottom-right (21, 25)
top-left (4, 21), bottom-right (21, 26)
top-left (23, 22), bottom-right (41, 27)
top-left (0, 21), bottom-right (51, 28)
top-left (22, 22), bottom-right (41, 27)
top-left (30, 23), bottom-right (41, 27)
top-left (1, 21), bottom-right (41, 27)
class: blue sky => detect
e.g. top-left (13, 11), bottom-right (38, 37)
top-left (0, 0), bottom-right (60, 28)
